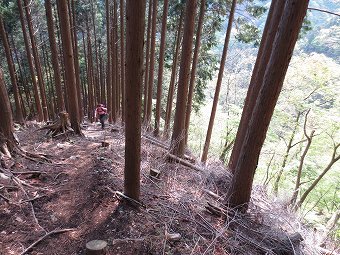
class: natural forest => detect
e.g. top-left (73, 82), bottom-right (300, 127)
top-left (0, 0), bottom-right (339, 254)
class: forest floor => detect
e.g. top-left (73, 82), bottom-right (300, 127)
top-left (0, 121), bottom-right (337, 255)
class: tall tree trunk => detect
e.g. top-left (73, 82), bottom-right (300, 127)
top-left (124, 0), bottom-right (146, 200)
top-left (114, 0), bottom-right (120, 117)
top-left (11, 35), bottom-right (32, 113)
top-left (145, 0), bottom-right (158, 128)
top-left (226, 0), bottom-right (309, 211)
top-left (0, 69), bottom-right (15, 154)
top-left (99, 41), bottom-right (105, 104)
top-left (45, 0), bottom-right (65, 112)
top-left (86, 22), bottom-right (95, 123)
top-left (228, 0), bottom-right (285, 173)
top-left (142, 0), bottom-right (153, 122)
top-left (201, 0), bottom-right (237, 163)
top-left (57, 0), bottom-right (82, 134)
top-left (110, 6), bottom-right (117, 123)
top-left (184, 0), bottom-right (206, 145)
top-left (82, 31), bottom-right (88, 116)
top-left (40, 36), bottom-right (55, 120)
top-left (164, 9), bottom-right (183, 137)
top-left (154, 0), bottom-right (169, 136)
top-left (23, 0), bottom-right (49, 121)
top-left (106, 0), bottom-right (112, 123)
top-left (170, 0), bottom-right (197, 157)
top-left (17, 0), bottom-right (43, 122)
top-left (71, 0), bottom-right (83, 121)
top-left (120, 0), bottom-right (126, 123)
top-left (90, 0), bottom-right (100, 105)
top-left (0, 17), bottom-right (24, 124)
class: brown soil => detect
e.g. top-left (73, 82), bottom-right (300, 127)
top-left (0, 122), bottom-right (335, 255)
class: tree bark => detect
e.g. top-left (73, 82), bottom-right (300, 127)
top-left (23, 0), bottom-right (49, 121)
top-left (184, 0), bottom-right (206, 145)
top-left (154, 0), bottom-right (169, 136)
top-left (145, 0), bottom-right (158, 128)
top-left (120, 0), bottom-right (125, 123)
top-left (170, 0), bottom-right (198, 157)
top-left (142, 0), bottom-right (153, 122)
top-left (71, 0), bottom-right (83, 121)
top-left (124, 0), bottom-right (146, 200)
top-left (0, 69), bottom-right (15, 153)
top-left (86, 24), bottom-right (95, 123)
top-left (164, 9), bottom-right (183, 137)
top-left (106, 0), bottom-right (112, 123)
top-left (201, 0), bottom-right (236, 163)
top-left (228, 0), bottom-right (285, 173)
top-left (45, 0), bottom-right (65, 113)
top-left (17, 0), bottom-right (43, 122)
top-left (0, 17), bottom-right (24, 124)
top-left (57, 0), bottom-right (82, 134)
top-left (227, 0), bottom-right (310, 211)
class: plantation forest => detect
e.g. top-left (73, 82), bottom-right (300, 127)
top-left (0, 0), bottom-right (339, 254)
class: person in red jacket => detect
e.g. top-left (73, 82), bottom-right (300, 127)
top-left (95, 104), bottom-right (108, 129)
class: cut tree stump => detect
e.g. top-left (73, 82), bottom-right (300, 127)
top-left (40, 111), bottom-right (74, 137)
top-left (85, 240), bottom-right (107, 255)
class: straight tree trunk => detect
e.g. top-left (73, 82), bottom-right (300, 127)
top-left (124, 0), bottom-right (146, 200)
top-left (227, 0), bottom-right (309, 211)
top-left (164, 9), bottom-right (183, 137)
top-left (228, 0), bottom-right (285, 173)
top-left (23, 0), bottom-right (49, 121)
top-left (90, 0), bottom-right (100, 105)
top-left (120, 0), bottom-right (125, 123)
top-left (0, 17), bottom-right (24, 124)
top-left (142, 0), bottom-right (153, 122)
top-left (99, 41), bottom-right (105, 104)
top-left (154, 0), bottom-right (169, 136)
top-left (40, 37), bottom-right (52, 116)
top-left (114, 0), bottom-right (120, 117)
top-left (57, 0), bottom-right (82, 134)
top-left (106, 0), bottom-right (112, 122)
top-left (11, 39), bottom-right (32, 114)
top-left (0, 69), bottom-right (15, 152)
top-left (110, 7), bottom-right (117, 123)
top-left (45, 0), bottom-right (65, 112)
top-left (71, 0), bottom-right (83, 121)
top-left (145, 0), bottom-right (158, 128)
top-left (82, 31), bottom-right (88, 116)
top-left (201, 0), bottom-right (237, 163)
top-left (17, 0), bottom-right (43, 122)
top-left (170, 0), bottom-right (198, 157)
top-left (184, 0), bottom-right (206, 145)
top-left (86, 23), bottom-right (95, 123)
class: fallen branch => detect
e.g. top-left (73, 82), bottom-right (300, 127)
top-left (0, 193), bottom-right (10, 202)
top-left (20, 228), bottom-right (76, 255)
top-left (106, 187), bottom-right (146, 208)
top-left (167, 153), bottom-right (204, 172)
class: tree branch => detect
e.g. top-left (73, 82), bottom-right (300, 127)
top-left (308, 7), bottom-right (340, 17)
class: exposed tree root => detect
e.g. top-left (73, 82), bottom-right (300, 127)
top-left (40, 111), bottom-right (74, 137)
top-left (20, 228), bottom-right (76, 255)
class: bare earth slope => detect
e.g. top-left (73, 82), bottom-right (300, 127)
top-left (0, 122), bottom-right (336, 254)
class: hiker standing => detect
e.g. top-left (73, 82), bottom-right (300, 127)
top-left (95, 104), bottom-right (108, 129)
